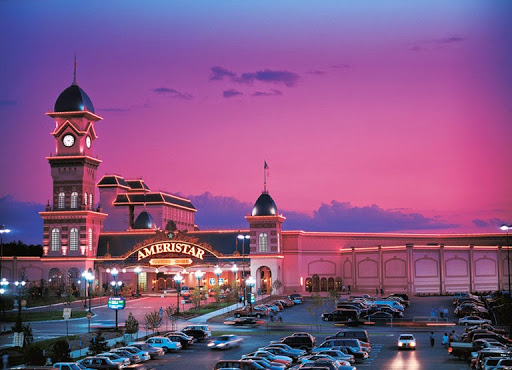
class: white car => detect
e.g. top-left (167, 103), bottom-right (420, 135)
top-left (458, 316), bottom-right (492, 326)
top-left (52, 363), bottom-right (88, 370)
top-left (146, 336), bottom-right (182, 352)
top-left (117, 346), bottom-right (150, 362)
top-left (316, 349), bottom-right (355, 364)
top-left (300, 354), bottom-right (350, 366)
top-left (397, 334), bottom-right (416, 350)
top-left (97, 353), bottom-right (130, 368)
top-left (207, 334), bottom-right (244, 350)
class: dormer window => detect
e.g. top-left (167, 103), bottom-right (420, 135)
top-left (58, 192), bottom-right (65, 209)
top-left (71, 192), bottom-right (78, 208)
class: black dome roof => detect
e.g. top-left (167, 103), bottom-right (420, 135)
top-left (133, 211), bottom-right (157, 229)
top-left (54, 84), bottom-right (95, 113)
top-left (251, 192), bottom-right (278, 216)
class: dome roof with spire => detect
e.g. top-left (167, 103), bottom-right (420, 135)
top-left (133, 211), bottom-right (157, 229)
top-left (251, 192), bottom-right (278, 216)
top-left (54, 84), bottom-right (95, 113)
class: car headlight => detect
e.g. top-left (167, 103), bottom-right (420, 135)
top-left (411, 342), bottom-right (416, 347)
top-left (207, 342), bottom-right (214, 347)
top-left (398, 342), bottom-right (403, 346)
top-left (218, 343), bottom-right (226, 347)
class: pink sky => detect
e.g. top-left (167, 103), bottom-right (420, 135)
top-left (0, 1), bottom-right (511, 242)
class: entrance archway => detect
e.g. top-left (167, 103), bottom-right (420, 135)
top-left (256, 266), bottom-right (272, 295)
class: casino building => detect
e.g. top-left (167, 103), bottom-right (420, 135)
top-left (1, 73), bottom-right (510, 297)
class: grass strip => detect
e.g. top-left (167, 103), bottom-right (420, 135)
top-left (3, 310), bottom-right (88, 322)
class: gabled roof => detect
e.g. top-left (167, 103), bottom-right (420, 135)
top-left (97, 175), bottom-right (130, 189)
top-left (126, 179), bottom-right (150, 191)
top-left (113, 192), bottom-right (196, 211)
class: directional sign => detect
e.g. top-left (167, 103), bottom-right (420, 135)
top-left (108, 296), bottom-right (126, 310)
top-left (63, 307), bottom-right (72, 320)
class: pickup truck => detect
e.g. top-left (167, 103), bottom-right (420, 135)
top-left (448, 339), bottom-right (507, 360)
top-left (233, 306), bottom-right (267, 318)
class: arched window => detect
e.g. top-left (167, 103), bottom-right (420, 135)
top-left (58, 192), bottom-right (65, 209)
top-left (71, 192), bottom-right (78, 208)
top-left (49, 268), bottom-right (63, 287)
top-left (51, 228), bottom-right (61, 251)
top-left (69, 228), bottom-right (79, 251)
top-left (68, 268), bottom-right (80, 288)
top-left (258, 232), bottom-right (268, 252)
top-left (305, 277), bottom-right (312, 292)
top-left (328, 277), bottom-right (335, 291)
top-left (88, 228), bottom-right (93, 251)
top-left (312, 274), bottom-right (320, 292)
top-left (89, 193), bottom-right (93, 210)
top-left (335, 277), bottom-right (342, 291)
top-left (320, 277), bottom-right (327, 292)
top-left (84, 192), bottom-right (88, 207)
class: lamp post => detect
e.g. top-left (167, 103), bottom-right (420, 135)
top-left (134, 266), bottom-right (142, 297)
top-left (0, 277), bottom-right (9, 319)
top-left (214, 266), bottom-right (222, 287)
top-left (110, 268), bottom-right (122, 329)
top-left (501, 224), bottom-right (512, 295)
top-left (231, 264), bottom-right (238, 302)
top-left (246, 276), bottom-right (255, 314)
top-left (237, 234), bottom-right (250, 305)
top-left (86, 272), bottom-right (94, 313)
top-left (81, 272), bottom-right (88, 308)
top-left (14, 280), bottom-right (26, 321)
top-left (195, 270), bottom-right (204, 308)
top-left (0, 226), bottom-right (11, 279)
top-left (174, 273), bottom-right (183, 315)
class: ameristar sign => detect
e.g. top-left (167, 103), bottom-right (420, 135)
top-left (137, 241), bottom-right (206, 261)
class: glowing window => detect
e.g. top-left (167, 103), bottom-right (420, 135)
top-left (84, 192), bottom-right (88, 206)
top-left (88, 228), bottom-right (93, 251)
top-left (58, 192), bottom-right (65, 209)
top-left (69, 228), bottom-right (79, 251)
top-left (258, 232), bottom-right (268, 252)
top-left (71, 192), bottom-right (78, 208)
top-left (51, 228), bottom-right (61, 251)
top-left (89, 194), bottom-right (93, 210)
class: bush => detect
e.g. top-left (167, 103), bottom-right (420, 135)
top-left (51, 339), bottom-right (71, 362)
top-left (87, 332), bottom-right (110, 355)
top-left (24, 344), bottom-right (45, 365)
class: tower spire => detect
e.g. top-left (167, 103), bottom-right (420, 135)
top-left (72, 54), bottom-right (77, 85)
top-left (263, 161), bottom-right (269, 193)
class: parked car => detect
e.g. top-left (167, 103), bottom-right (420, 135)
top-left (207, 334), bottom-right (244, 350)
top-left (246, 358), bottom-right (286, 370)
top-left (78, 357), bottom-right (121, 369)
top-left (287, 294), bottom-right (304, 304)
top-left (109, 349), bottom-right (141, 364)
top-left (458, 316), bottom-right (492, 326)
top-left (314, 349), bottom-right (355, 364)
top-left (145, 336), bottom-right (182, 352)
top-left (116, 346), bottom-right (150, 362)
top-left (368, 305), bottom-right (403, 318)
top-left (368, 311), bottom-right (393, 320)
top-left (234, 305), bottom-right (268, 318)
top-left (300, 354), bottom-right (349, 366)
top-left (275, 332), bottom-right (316, 352)
top-left (53, 363), bottom-right (86, 370)
top-left (214, 360), bottom-right (265, 369)
top-left (127, 342), bottom-right (165, 358)
top-left (181, 325), bottom-right (212, 337)
top-left (181, 328), bottom-right (209, 342)
top-left (97, 353), bottom-right (130, 368)
top-left (321, 309), bottom-right (361, 323)
top-left (465, 324), bottom-right (507, 336)
top-left (312, 339), bottom-right (368, 354)
top-left (263, 343), bottom-right (307, 360)
top-left (242, 350), bottom-right (293, 367)
top-left (325, 329), bottom-right (370, 344)
top-left (397, 334), bottom-right (416, 350)
top-left (229, 317), bottom-right (264, 327)
top-left (164, 331), bottom-right (195, 348)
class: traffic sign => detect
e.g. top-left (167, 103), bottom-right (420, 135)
top-left (63, 307), bottom-right (72, 320)
top-left (87, 312), bottom-right (92, 320)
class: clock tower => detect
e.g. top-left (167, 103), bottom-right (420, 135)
top-left (39, 63), bottom-right (107, 267)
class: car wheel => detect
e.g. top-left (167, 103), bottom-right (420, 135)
top-left (464, 322), bottom-right (468, 326)
top-left (236, 313), bottom-right (241, 318)
top-left (323, 317), bottom-right (329, 321)
top-left (162, 347), bottom-right (168, 352)
top-left (256, 314), bottom-right (262, 318)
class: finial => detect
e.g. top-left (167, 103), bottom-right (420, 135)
top-left (72, 54), bottom-right (77, 85)
top-left (263, 161), bottom-right (269, 193)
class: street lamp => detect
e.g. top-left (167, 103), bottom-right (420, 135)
top-left (0, 277), bottom-right (9, 319)
top-left (231, 264), bottom-right (238, 302)
top-left (0, 226), bottom-right (11, 279)
top-left (195, 270), bottom-right (204, 308)
top-left (500, 224), bottom-right (512, 295)
top-left (86, 272), bottom-right (94, 313)
top-left (81, 272), bottom-right (88, 308)
top-left (174, 273), bottom-right (183, 315)
top-left (246, 276), bottom-right (255, 314)
top-left (110, 268), bottom-right (122, 329)
top-left (237, 234), bottom-right (250, 304)
top-left (134, 266), bottom-right (142, 297)
top-left (14, 280), bottom-right (26, 321)
top-left (214, 266), bottom-right (222, 287)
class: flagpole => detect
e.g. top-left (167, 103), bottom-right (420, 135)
top-left (264, 161), bottom-right (267, 193)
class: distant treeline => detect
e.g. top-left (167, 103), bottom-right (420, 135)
top-left (2, 240), bottom-right (43, 256)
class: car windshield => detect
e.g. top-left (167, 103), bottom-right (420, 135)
top-left (400, 335), bottom-right (414, 340)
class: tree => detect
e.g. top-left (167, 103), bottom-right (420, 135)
top-left (305, 293), bottom-right (324, 332)
top-left (144, 310), bottom-right (162, 335)
top-left (24, 344), bottom-right (45, 365)
top-left (191, 288), bottom-right (202, 308)
top-left (125, 312), bottom-right (139, 342)
top-left (88, 332), bottom-right (110, 355)
top-left (52, 339), bottom-right (71, 362)
top-left (165, 305), bottom-right (178, 331)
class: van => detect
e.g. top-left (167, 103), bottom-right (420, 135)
top-left (325, 329), bottom-right (370, 344)
top-left (372, 300), bottom-right (404, 311)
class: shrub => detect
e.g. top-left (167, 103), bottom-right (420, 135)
top-left (52, 339), bottom-right (71, 362)
top-left (24, 344), bottom-right (45, 365)
top-left (87, 332), bottom-right (110, 355)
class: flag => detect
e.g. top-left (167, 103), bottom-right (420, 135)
top-left (264, 161), bottom-right (270, 177)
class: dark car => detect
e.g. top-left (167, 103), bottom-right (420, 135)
top-left (181, 328), bottom-right (208, 342)
top-left (278, 332), bottom-right (315, 352)
top-left (368, 311), bottom-right (393, 320)
top-left (165, 332), bottom-right (195, 348)
top-left (321, 309), bottom-right (361, 323)
top-left (325, 329), bottom-right (370, 344)
top-left (233, 305), bottom-right (267, 318)
top-left (232, 318), bottom-right (263, 327)
top-left (368, 305), bottom-right (403, 318)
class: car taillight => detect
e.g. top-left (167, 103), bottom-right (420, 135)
top-left (448, 347), bottom-right (452, 353)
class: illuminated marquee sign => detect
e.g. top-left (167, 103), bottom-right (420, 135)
top-left (149, 258), bottom-right (193, 266)
top-left (108, 296), bottom-right (126, 310)
top-left (136, 242), bottom-right (208, 261)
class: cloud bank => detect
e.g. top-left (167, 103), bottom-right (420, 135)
top-left (210, 66), bottom-right (300, 87)
top-left (153, 87), bottom-right (193, 100)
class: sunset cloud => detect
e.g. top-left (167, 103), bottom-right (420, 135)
top-left (153, 87), bottom-right (193, 100)
top-left (223, 89), bottom-right (243, 98)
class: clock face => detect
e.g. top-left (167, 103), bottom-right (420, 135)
top-left (62, 134), bottom-right (75, 147)
top-left (86, 136), bottom-right (91, 148)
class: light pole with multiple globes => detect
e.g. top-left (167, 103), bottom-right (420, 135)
top-left (14, 280), bottom-right (26, 321)
top-left (134, 266), bottom-right (142, 297)
top-left (231, 264), bottom-right (238, 302)
top-left (195, 270), bottom-right (204, 308)
top-left (174, 273), bottom-right (183, 315)
top-left (81, 271), bottom-right (88, 308)
top-left (0, 226), bottom-right (11, 279)
top-left (0, 277), bottom-right (8, 319)
top-left (246, 276), bottom-right (255, 314)
top-left (110, 267), bottom-right (123, 329)
top-left (237, 234), bottom-right (250, 305)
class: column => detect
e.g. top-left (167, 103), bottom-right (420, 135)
top-left (439, 245), bottom-right (445, 294)
top-left (378, 245), bottom-right (383, 292)
top-left (351, 247), bottom-right (357, 291)
top-left (497, 246), bottom-right (502, 291)
top-left (406, 244), bottom-right (413, 294)
top-left (469, 245), bottom-right (474, 292)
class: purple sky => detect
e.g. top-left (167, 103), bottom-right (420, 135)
top-left (1, 1), bottom-right (511, 244)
